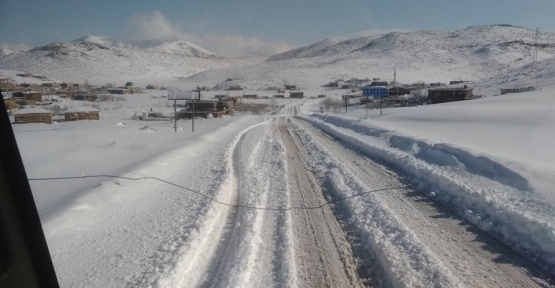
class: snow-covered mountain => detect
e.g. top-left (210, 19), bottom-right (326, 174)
top-left (2, 25), bottom-right (555, 89)
top-left (70, 35), bottom-right (216, 57)
top-left (183, 25), bottom-right (555, 90)
top-left (0, 35), bottom-right (260, 84)
top-left (0, 48), bottom-right (15, 56)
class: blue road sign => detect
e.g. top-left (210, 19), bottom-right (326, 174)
top-left (362, 86), bottom-right (388, 98)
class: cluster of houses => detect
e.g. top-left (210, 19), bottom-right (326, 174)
top-left (1, 73), bottom-right (148, 124)
top-left (234, 90), bottom-right (304, 99)
top-left (327, 77), bottom-right (476, 107)
top-left (11, 106), bottom-right (100, 124)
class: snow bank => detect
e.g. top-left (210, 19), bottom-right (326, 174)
top-left (298, 113), bottom-right (555, 271)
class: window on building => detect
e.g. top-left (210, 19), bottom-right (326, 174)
top-left (17, 117), bottom-right (25, 123)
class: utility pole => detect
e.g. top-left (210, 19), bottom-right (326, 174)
top-left (533, 27), bottom-right (540, 89)
top-left (393, 65), bottom-right (397, 87)
top-left (174, 98), bottom-right (177, 132)
top-left (190, 90), bottom-right (201, 132)
top-left (365, 95), bottom-right (369, 118)
top-left (380, 95), bottom-right (383, 116)
top-left (192, 91), bottom-right (197, 132)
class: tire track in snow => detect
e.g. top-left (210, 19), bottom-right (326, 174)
top-left (153, 121), bottom-right (269, 288)
top-left (200, 117), bottom-right (297, 287)
top-left (279, 118), bottom-right (364, 288)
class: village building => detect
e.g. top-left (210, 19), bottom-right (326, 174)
top-left (429, 82), bottom-right (446, 87)
top-left (125, 82), bottom-right (142, 94)
top-left (64, 106), bottom-right (100, 121)
top-left (20, 83), bottom-right (41, 90)
top-left (146, 84), bottom-right (161, 90)
top-left (339, 82), bottom-right (351, 89)
top-left (108, 88), bottom-right (129, 95)
top-left (4, 98), bottom-right (17, 110)
top-left (387, 87), bottom-right (411, 96)
top-left (73, 90), bottom-right (97, 101)
top-left (428, 88), bottom-right (473, 104)
top-left (3, 92), bottom-right (17, 110)
top-left (328, 81), bottom-right (339, 88)
top-left (56, 90), bottom-right (73, 98)
top-left (41, 82), bottom-right (60, 88)
top-left (13, 107), bottom-right (52, 124)
top-left (290, 91), bottom-right (304, 98)
top-left (371, 81), bottom-right (388, 87)
top-left (500, 87), bottom-right (535, 95)
top-left (228, 85), bottom-right (243, 91)
top-left (0, 78), bottom-right (16, 91)
top-left (12, 91), bottom-right (43, 104)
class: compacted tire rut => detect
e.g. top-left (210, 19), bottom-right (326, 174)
top-left (278, 118), bottom-right (364, 288)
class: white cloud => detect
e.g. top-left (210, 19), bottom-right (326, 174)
top-left (124, 10), bottom-right (180, 41)
top-left (195, 34), bottom-right (293, 57)
top-left (124, 10), bottom-right (293, 57)
top-left (0, 43), bottom-right (30, 53)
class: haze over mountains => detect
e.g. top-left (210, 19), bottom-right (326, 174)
top-left (1, 25), bottom-right (555, 89)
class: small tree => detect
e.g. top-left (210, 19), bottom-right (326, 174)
top-left (321, 97), bottom-right (333, 111)
top-left (105, 82), bottom-right (114, 88)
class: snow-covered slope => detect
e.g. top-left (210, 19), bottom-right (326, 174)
top-left (267, 37), bottom-right (346, 61)
top-left (0, 48), bottom-right (15, 56)
top-left (0, 35), bottom-right (261, 85)
top-left (70, 35), bottom-right (216, 57)
top-left (183, 25), bottom-right (555, 90)
top-left (470, 54), bottom-right (555, 96)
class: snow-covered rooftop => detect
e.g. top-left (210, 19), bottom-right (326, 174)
top-left (13, 107), bottom-right (51, 114)
top-left (76, 106), bottom-right (100, 112)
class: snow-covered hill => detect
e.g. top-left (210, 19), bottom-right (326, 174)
top-left (2, 25), bottom-right (555, 90)
top-left (183, 25), bottom-right (555, 90)
top-left (70, 35), bottom-right (216, 57)
top-left (469, 52), bottom-right (555, 96)
top-left (0, 48), bottom-right (15, 56)
top-left (0, 35), bottom-right (261, 85)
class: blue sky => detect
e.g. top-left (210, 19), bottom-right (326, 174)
top-left (1, 0), bottom-right (555, 56)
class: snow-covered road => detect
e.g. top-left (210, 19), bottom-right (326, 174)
top-left (161, 105), bottom-right (553, 287)
top-left (24, 99), bottom-right (555, 287)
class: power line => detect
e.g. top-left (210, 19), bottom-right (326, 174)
top-left (27, 174), bottom-right (409, 211)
